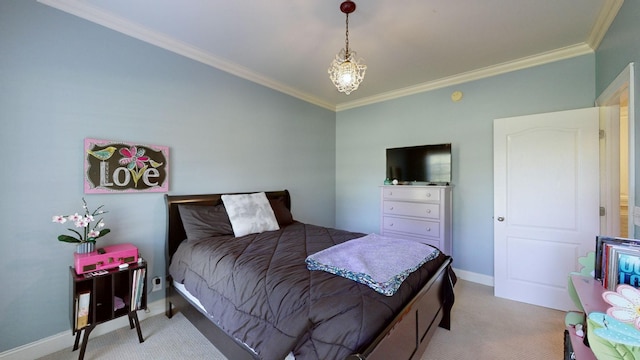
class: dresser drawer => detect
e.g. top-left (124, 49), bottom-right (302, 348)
top-left (382, 217), bottom-right (441, 238)
top-left (382, 231), bottom-right (441, 249)
top-left (383, 201), bottom-right (440, 219)
top-left (381, 187), bottom-right (441, 202)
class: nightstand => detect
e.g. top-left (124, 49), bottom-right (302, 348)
top-left (69, 260), bottom-right (147, 360)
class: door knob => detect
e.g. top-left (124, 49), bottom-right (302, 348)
top-left (497, 217), bottom-right (505, 222)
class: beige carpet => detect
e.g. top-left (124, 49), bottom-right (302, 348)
top-left (39, 280), bottom-right (565, 360)
top-left (421, 280), bottom-right (564, 360)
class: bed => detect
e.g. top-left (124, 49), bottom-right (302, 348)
top-left (165, 190), bottom-right (455, 360)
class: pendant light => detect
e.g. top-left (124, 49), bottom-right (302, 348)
top-left (328, 1), bottom-right (366, 95)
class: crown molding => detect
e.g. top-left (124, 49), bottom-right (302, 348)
top-left (37, 0), bottom-right (335, 111)
top-left (37, 0), bottom-right (610, 113)
top-left (335, 43), bottom-right (594, 111)
top-left (587, 0), bottom-right (624, 50)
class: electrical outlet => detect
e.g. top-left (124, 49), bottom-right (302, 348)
top-left (152, 276), bottom-right (162, 292)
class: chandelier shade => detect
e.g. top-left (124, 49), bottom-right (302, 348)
top-left (328, 1), bottom-right (366, 95)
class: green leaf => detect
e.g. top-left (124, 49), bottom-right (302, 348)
top-left (67, 228), bottom-right (83, 239)
top-left (58, 235), bottom-right (81, 243)
top-left (129, 165), bottom-right (148, 187)
top-left (588, 315), bottom-right (640, 360)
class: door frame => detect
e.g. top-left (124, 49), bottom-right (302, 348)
top-left (596, 62), bottom-right (636, 238)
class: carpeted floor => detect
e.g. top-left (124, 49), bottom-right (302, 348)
top-left (420, 280), bottom-right (565, 360)
top-left (39, 280), bottom-right (565, 360)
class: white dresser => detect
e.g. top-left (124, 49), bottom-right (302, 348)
top-left (380, 185), bottom-right (452, 255)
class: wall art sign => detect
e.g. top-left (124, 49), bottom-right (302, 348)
top-left (84, 138), bottom-right (169, 194)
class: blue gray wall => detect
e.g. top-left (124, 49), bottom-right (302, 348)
top-left (0, 1), bottom-right (335, 352)
top-left (3, 0), bottom-right (640, 354)
top-left (335, 56), bottom-right (596, 277)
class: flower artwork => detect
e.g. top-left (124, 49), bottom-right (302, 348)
top-left (585, 284), bottom-right (640, 358)
top-left (588, 312), bottom-right (640, 347)
top-left (53, 198), bottom-right (110, 243)
top-left (603, 285), bottom-right (640, 330)
top-left (84, 138), bottom-right (169, 193)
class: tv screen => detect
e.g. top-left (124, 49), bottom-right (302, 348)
top-left (386, 143), bottom-right (451, 184)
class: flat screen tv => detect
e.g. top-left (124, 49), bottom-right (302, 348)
top-left (386, 143), bottom-right (451, 185)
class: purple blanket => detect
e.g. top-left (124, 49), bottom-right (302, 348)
top-left (306, 233), bottom-right (440, 296)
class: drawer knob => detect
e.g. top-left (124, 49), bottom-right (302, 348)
top-left (389, 206), bottom-right (394, 211)
top-left (426, 193), bottom-right (431, 197)
top-left (426, 227), bottom-right (431, 232)
top-left (389, 223), bottom-right (394, 227)
top-left (426, 209), bottom-right (431, 213)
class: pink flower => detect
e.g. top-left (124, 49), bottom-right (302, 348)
top-left (75, 218), bottom-right (90, 228)
top-left (52, 215), bottom-right (67, 224)
top-left (52, 198), bottom-right (110, 243)
top-left (119, 146), bottom-right (149, 170)
top-left (603, 284), bottom-right (640, 330)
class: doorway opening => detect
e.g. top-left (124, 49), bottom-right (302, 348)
top-left (597, 63), bottom-right (635, 238)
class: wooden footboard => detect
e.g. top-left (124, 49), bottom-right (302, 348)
top-left (166, 257), bottom-right (454, 360)
top-left (346, 256), bottom-right (455, 360)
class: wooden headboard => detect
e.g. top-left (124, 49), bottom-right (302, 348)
top-left (164, 190), bottom-right (291, 265)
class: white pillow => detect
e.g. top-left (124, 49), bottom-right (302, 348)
top-left (221, 192), bottom-right (280, 237)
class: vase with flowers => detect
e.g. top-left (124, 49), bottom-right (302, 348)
top-left (52, 198), bottom-right (111, 253)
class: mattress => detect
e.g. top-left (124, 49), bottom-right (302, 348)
top-left (173, 281), bottom-right (296, 360)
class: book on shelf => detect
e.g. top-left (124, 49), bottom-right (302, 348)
top-left (616, 249), bottom-right (640, 288)
top-left (136, 267), bottom-right (145, 309)
top-left (595, 235), bottom-right (640, 290)
top-left (76, 291), bottom-right (90, 330)
top-left (596, 236), bottom-right (639, 280)
top-left (131, 267), bottom-right (145, 311)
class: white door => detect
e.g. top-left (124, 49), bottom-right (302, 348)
top-left (494, 108), bottom-right (600, 311)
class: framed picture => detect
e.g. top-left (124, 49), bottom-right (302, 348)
top-left (84, 138), bottom-right (169, 194)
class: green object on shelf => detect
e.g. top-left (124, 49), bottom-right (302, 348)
top-left (565, 311), bottom-right (584, 327)
top-left (587, 312), bottom-right (640, 360)
top-left (567, 252), bottom-right (596, 311)
top-left (577, 252), bottom-right (596, 277)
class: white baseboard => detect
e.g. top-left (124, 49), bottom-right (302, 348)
top-left (452, 267), bottom-right (494, 287)
top-left (2, 269), bottom-right (493, 359)
top-left (0, 299), bottom-right (165, 360)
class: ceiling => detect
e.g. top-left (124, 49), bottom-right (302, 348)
top-left (38, 0), bottom-right (622, 111)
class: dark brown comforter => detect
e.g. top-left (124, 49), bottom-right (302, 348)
top-left (169, 221), bottom-right (453, 360)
